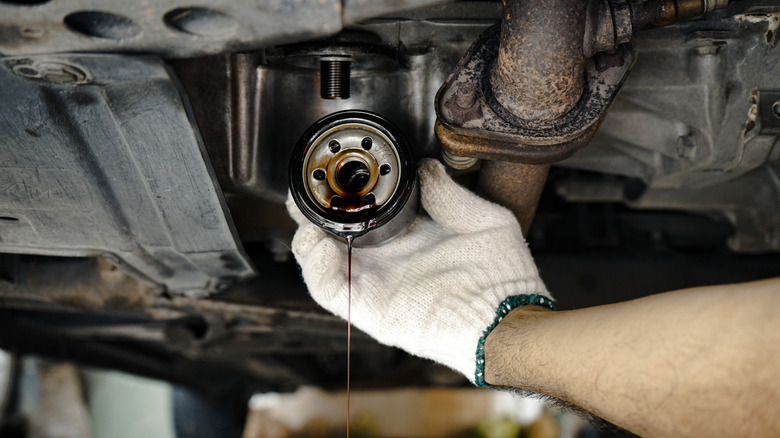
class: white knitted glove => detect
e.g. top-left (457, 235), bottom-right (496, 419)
top-left (287, 158), bottom-right (555, 386)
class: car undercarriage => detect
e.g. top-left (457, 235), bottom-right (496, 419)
top-left (0, 0), bottom-right (779, 421)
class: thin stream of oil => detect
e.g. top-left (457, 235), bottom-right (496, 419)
top-left (346, 235), bottom-right (354, 438)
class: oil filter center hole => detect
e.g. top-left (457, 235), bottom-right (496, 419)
top-left (337, 161), bottom-right (371, 194)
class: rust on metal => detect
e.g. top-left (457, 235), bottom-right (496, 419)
top-left (629, 0), bottom-right (710, 30)
top-left (477, 161), bottom-right (550, 235)
top-left (489, 0), bottom-right (587, 122)
top-left (435, 120), bottom-right (598, 165)
top-left (435, 0), bottom-right (622, 232)
top-left (594, 48), bottom-right (625, 73)
top-left (434, 0), bottom-right (723, 231)
top-left (444, 82), bottom-right (483, 125)
top-left (584, 0), bottom-right (614, 58)
top-left (434, 25), bottom-right (636, 160)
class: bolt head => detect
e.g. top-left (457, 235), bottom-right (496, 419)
top-left (455, 82), bottom-right (478, 109)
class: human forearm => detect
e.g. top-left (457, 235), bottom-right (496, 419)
top-left (485, 278), bottom-right (780, 437)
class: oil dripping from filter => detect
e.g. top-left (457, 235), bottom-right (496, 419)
top-left (346, 234), bottom-right (353, 438)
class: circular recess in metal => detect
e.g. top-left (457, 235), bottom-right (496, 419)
top-left (772, 101), bottom-right (780, 120)
top-left (1, 0), bottom-right (50, 5)
top-left (265, 35), bottom-right (398, 73)
top-left (11, 59), bottom-right (90, 85)
top-left (64, 11), bottom-right (141, 40)
top-left (290, 110), bottom-right (416, 243)
top-left (163, 7), bottom-right (239, 38)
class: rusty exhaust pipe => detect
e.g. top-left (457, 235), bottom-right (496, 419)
top-left (435, 0), bottom-right (729, 235)
top-left (479, 0), bottom-right (587, 233)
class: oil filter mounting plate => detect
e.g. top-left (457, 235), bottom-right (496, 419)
top-left (289, 110), bottom-right (418, 245)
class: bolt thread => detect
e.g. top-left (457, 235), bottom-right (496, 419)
top-left (320, 59), bottom-right (351, 99)
top-left (441, 149), bottom-right (478, 170)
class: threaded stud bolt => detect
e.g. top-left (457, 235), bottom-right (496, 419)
top-left (320, 57), bottom-right (351, 100)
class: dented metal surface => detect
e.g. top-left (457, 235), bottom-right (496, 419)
top-left (0, 0), bottom-right (450, 58)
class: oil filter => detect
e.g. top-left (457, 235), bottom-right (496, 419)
top-left (289, 110), bottom-right (418, 246)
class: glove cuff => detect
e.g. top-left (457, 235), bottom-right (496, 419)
top-left (474, 294), bottom-right (558, 387)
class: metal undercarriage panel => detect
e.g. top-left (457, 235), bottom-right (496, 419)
top-left (0, 0), bottom-right (446, 58)
top-left (0, 55), bottom-right (254, 295)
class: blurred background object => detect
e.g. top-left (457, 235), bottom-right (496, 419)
top-left (0, 351), bottom-right (631, 438)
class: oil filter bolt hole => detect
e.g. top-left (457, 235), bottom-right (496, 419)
top-left (361, 137), bottom-right (373, 150)
top-left (329, 140), bottom-right (341, 153)
top-left (380, 164), bottom-right (391, 176)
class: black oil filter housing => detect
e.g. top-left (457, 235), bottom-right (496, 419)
top-left (289, 110), bottom-right (418, 246)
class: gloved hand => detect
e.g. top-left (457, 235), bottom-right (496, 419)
top-left (287, 158), bottom-right (555, 386)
